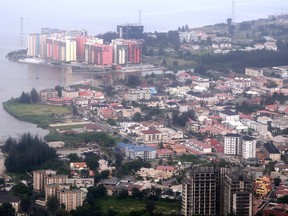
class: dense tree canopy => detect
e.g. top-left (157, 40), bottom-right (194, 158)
top-left (126, 75), bottom-right (141, 88)
top-left (198, 43), bottom-right (288, 73)
top-left (18, 88), bottom-right (40, 104)
top-left (4, 133), bottom-right (57, 172)
top-left (172, 110), bottom-right (196, 127)
top-left (0, 203), bottom-right (15, 216)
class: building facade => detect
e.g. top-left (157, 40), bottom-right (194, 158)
top-left (224, 134), bottom-right (242, 156)
top-left (223, 170), bottom-right (253, 216)
top-left (59, 189), bottom-right (84, 211)
top-left (242, 136), bottom-right (256, 159)
top-left (117, 24), bottom-right (144, 39)
top-left (33, 170), bottom-right (56, 192)
top-left (182, 166), bottom-right (218, 216)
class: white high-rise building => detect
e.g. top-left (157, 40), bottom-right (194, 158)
top-left (27, 33), bottom-right (40, 57)
top-left (224, 134), bottom-right (242, 156)
top-left (242, 136), bottom-right (256, 159)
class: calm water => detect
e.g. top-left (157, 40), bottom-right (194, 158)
top-left (0, 0), bottom-right (287, 140)
top-left (0, 37), bottom-right (95, 141)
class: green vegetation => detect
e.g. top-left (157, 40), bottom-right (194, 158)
top-left (235, 101), bottom-right (264, 114)
top-left (44, 131), bottom-right (116, 148)
top-left (97, 197), bottom-right (180, 216)
top-left (3, 133), bottom-right (57, 173)
top-left (0, 203), bottom-right (15, 216)
top-left (172, 110), bottom-right (196, 127)
top-left (2, 99), bottom-right (71, 127)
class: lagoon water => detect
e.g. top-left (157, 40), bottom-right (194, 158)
top-left (0, 0), bottom-right (287, 140)
top-left (0, 37), bottom-right (95, 141)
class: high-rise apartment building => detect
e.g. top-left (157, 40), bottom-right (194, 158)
top-left (224, 134), bottom-right (256, 159)
top-left (223, 169), bottom-right (253, 216)
top-left (112, 40), bottom-right (129, 65)
top-left (242, 136), bottom-right (256, 159)
top-left (33, 170), bottom-right (56, 192)
top-left (75, 36), bottom-right (88, 62)
top-left (182, 166), bottom-right (253, 216)
top-left (27, 33), bottom-right (40, 57)
top-left (117, 24), bottom-right (144, 39)
top-left (127, 40), bottom-right (142, 64)
top-left (224, 134), bottom-right (242, 156)
top-left (45, 184), bottom-right (70, 202)
top-left (39, 34), bottom-right (48, 58)
top-left (182, 166), bottom-right (218, 216)
top-left (46, 37), bottom-right (76, 62)
top-left (59, 189), bottom-right (84, 211)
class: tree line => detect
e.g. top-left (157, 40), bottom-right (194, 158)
top-left (18, 88), bottom-right (40, 104)
top-left (3, 133), bottom-right (57, 172)
top-left (197, 41), bottom-right (288, 73)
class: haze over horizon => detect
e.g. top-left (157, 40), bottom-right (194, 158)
top-left (0, 0), bottom-right (286, 50)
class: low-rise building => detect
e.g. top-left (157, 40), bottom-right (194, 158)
top-left (125, 88), bottom-right (151, 101)
top-left (40, 88), bottom-right (58, 103)
top-left (125, 145), bottom-right (157, 160)
top-left (138, 128), bottom-right (162, 143)
top-left (245, 67), bottom-right (264, 77)
top-left (219, 110), bottom-right (239, 121)
top-left (262, 143), bottom-right (281, 161)
top-left (70, 162), bottom-right (88, 171)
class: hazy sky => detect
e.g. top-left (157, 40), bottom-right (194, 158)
top-left (0, 0), bottom-right (286, 36)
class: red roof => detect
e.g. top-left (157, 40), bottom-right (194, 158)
top-left (141, 128), bottom-right (161, 134)
top-left (63, 97), bottom-right (72, 101)
top-left (48, 98), bottom-right (63, 102)
top-left (79, 91), bottom-right (91, 97)
top-left (157, 149), bottom-right (173, 154)
top-left (156, 166), bottom-right (175, 171)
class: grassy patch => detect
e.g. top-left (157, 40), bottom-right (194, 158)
top-left (98, 197), bottom-right (180, 215)
top-left (2, 100), bottom-right (71, 127)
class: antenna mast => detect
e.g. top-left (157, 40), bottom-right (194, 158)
top-left (19, 17), bottom-right (25, 49)
top-left (232, 1), bottom-right (235, 22)
top-left (139, 10), bottom-right (142, 25)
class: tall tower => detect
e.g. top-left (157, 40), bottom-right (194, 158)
top-left (223, 169), bottom-right (253, 216)
top-left (182, 166), bottom-right (219, 216)
top-left (18, 17), bottom-right (25, 49)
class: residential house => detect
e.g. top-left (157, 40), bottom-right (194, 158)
top-left (138, 128), bottom-right (162, 143)
top-left (187, 92), bottom-right (218, 104)
top-left (157, 149), bottom-right (174, 158)
top-left (70, 162), bottom-right (88, 171)
top-left (62, 87), bottom-right (79, 99)
top-left (40, 88), bottom-right (58, 103)
top-left (122, 107), bottom-right (141, 118)
top-left (158, 127), bottom-right (183, 141)
top-left (245, 67), bottom-right (264, 77)
top-left (219, 110), bottom-right (239, 121)
top-left (125, 88), bottom-right (151, 101)
top-left (0, 192), bottom-right (21, 213)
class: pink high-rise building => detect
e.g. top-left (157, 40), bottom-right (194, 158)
top-left (76, 36), bottom-right (88, 62)
top-left (85, 43), bottom-right (113, 66)
top-left (127, 40), bottom-right (142, 64)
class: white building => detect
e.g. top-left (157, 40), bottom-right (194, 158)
top-left (242, 136), bottom-right (256, 159)
top-left (224, 134), bottom-right (242, 156)
top-left (126, 145), bottom-right (157, 160)
top-left (219, 110), bottom-right (239, 121)
top-left (125, 88), bottom-right (151, 101)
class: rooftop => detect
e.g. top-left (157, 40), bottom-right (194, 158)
top-left (263, 143), bottom-right (280, 154)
